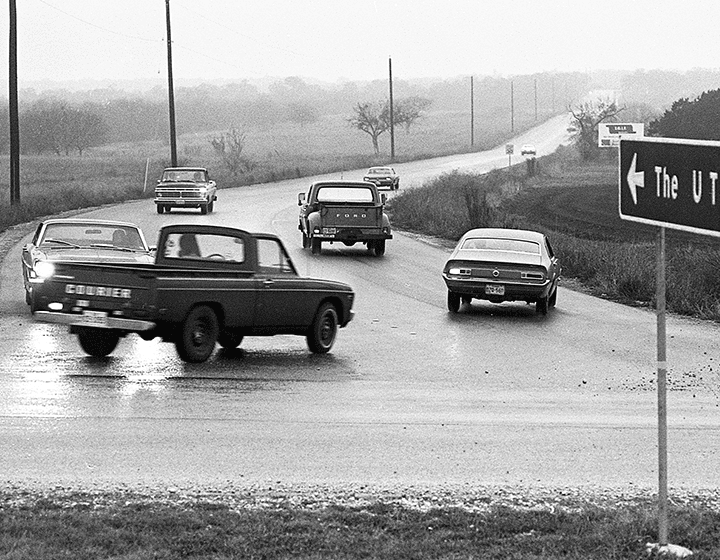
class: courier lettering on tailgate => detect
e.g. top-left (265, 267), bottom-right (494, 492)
top-left (65, 284), bottom-right (132, 298)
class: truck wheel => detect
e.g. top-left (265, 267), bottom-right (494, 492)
top-left (310, 237), bottom-right (322, 255)
top-left (372, 239), bottom-right (386, 257)
top-left (218, 331), bottom-right (244, 350)
top-left (156, 205), bottom-right (164, 214)
top-left (77, 327), bottom-right (120, 357)
top-left (200, 204), bottom-right (208, 215)
top-left (208, 200), bottom-right (214, 213)
top-left (176, 305), bottom-right (219, 363)
top-left (306, 302), bottom-right (338, 354)
top-left (302, 233), bottom-right (309, 249)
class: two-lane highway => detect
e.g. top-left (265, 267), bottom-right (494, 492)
top-left (1, 114), bottom-right (719, 490)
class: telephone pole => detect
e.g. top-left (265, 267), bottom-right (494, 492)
top-left (470, 75), bottom-right (474, 147)
top-left (165, 0), bottom-right (178, 167)
top-left (9, 0), bottom-right (20, 205)
top-left (388, 56), bottom-right (395, 161)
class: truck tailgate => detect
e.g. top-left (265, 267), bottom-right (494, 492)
top-left (322, 204), bottom-right (383, 228)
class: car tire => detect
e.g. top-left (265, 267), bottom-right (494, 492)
top-left (175, 305), bottom-right (219, 363)
top-left (306, 302), bottom-right (338, 354)
top-left (536, 296), bottom-right (549, 315)
top-left (208, 200), bottom-right (214, 213)
top-left (218, 330), bottom-right (244, 350)
top-left (156, 205), bottom-right (164, 214)
top-left (372, 239), bottom-right (386, 257)
top-left (77, 327), bottom-right (120, 358)
top-left (461, 296), bottom-right (472, 306)
top-left (447, 290), bottom-right (461, 313)
top-left (302, 233), bottom-right (309, 249)
top-left (200, 204), bottom-right (208, 215)
top-left (549, 286), bottom-right (558, 308)
top-left (24, 289), bottom-right (31, 306)
top-left (310, 237), bottom-right (322, 255)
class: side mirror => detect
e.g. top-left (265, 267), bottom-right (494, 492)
top-left (298, 193), bottom-right (306, 205)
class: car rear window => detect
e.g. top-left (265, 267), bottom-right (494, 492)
top-left (316, 186), bottom-right (374, 202)
top-left (461, 237), bottom-right (540, 254)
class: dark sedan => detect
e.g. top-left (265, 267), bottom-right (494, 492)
top-left (363, 166), bottom-right (400, 190)
top-left (442, 228), bottom-right (561, 315)
top-left (21, 219), bottom-right (154, 309)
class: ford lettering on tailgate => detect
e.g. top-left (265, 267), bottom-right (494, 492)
top-left (65, 284), bottom-right (132, 298)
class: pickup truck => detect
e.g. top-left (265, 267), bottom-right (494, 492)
top-left (154, 167), bottom-right (218, 214)
top-left (31, 224), bottom-right (355, 363)
top-left (297, 180), bottom-right (392, 256)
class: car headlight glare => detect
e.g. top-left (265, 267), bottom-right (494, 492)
top-left (34, 261), bottom-right (55, 279)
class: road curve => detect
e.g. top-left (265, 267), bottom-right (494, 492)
top-left (1, 114), bottom-right (719, 492)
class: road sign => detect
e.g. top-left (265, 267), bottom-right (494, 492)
top-left (599, 122), bottom-right (644, 147)
top-left (619, 136), bottom-right (720, 237)
top-left (505, 143), bottom-right (514, 155)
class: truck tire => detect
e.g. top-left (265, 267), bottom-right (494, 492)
top-left (302, 233), bottom-right (309, 248)
top-left (311, 237), bottom-right (322, 255)
top-left (218, 330), bottom-right (244, 350)
top-left (77, 327), bottom-right (120, 357)
top-left (175, 305), bottom-right (219, 363)
top-left (306, 302), bottom-right (338, 354)
top-left (156, 205), bottom-right (164, 214)
top-left (372, 239), bottom-right (386, 257)
top-left (200, 204), bottom-right (208, 215)
top-left (208, 200), bottom-right (214, 213)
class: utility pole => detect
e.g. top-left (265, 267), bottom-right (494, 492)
top-left (510, 80), bottom-right (514, 133)
top-left (470, 75), bottom-right (474, 147)
top-left (9, 0), bottom-right (20, 205)
top-left (388, 56), bottom-right (395, 161)
top-left (165, 0), bottom-right (178, 167)
top-left (534, 78), bottom-right (538, 121)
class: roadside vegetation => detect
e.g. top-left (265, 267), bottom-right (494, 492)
top-left (1, 487), bottom-right (718, 559)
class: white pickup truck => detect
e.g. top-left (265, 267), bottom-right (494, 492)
top-left (154, 167), bottom-right (218, 215)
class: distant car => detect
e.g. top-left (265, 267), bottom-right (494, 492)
top-left (363, 166), bottom-right (400, 190)
top-left (442, 228), bottom-right (561, 315)
top-left (21, 219), bottom-right (154, 309)
top-left (154, 167), bottom-right (218, 214)
top-left (520, 144), bottom-right (537, 156)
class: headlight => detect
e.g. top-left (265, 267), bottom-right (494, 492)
top-left (34, 261), bottom-right (55, 279)
top-left (198, 187), bottom-right (208, 194)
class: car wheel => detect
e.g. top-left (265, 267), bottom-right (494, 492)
top-left (218, 330), bottom-right (244, 350)
top-left (373, 239), bottom-right (386, 257)
top-left (175, 305), bottom-right (219, 363)
top-left (302, 233), bottom-right (309, 249)
top-left (395, 181), bottom-right (400, 190)
top-left (447, 290), bottom-right (461, 313)
top-left (536, 296), bottom-right (549, 315)
top-left (461, 296), bottom-right (472, 306)
top-left (208, 200), bottom-right (214, 213)
top-left (24, 289), bottom-right (31, 306)
top-left (77, 327), bottom-right (120, 358)
top-left (549, 286), bottom-right (558, 308)
top-left (306, 302), bottom-right (338, 354)
top-left (311, 237), bottom-right (322, 255)
top-left (200, 204), bottom-right (208, 215)
top-left (156, 205), bottom-right (164, 214)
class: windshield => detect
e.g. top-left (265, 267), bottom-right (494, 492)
top-left (368, 168), bottom-right (391, 175)
top-left (162, 170), bottom-right (206, 182)
top-left (460, 237), bottom-right (540, 254)
top-left (40, 223), bottom-right (147, 251)
top-left (316, 186), bottom-right (374, 203)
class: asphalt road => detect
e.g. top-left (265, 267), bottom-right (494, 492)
top-left (1, 114), bottom-right (719, 491)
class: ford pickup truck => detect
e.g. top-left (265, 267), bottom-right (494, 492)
top-left (154, 167), bottom-right (218, 214)
top-left (298, 180), bottom-right (392, 256)
top-left (31, 224), bottom-right (355, 363)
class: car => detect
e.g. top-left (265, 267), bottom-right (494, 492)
top-left (154, 167), bottom-right (218, 214)
top-left (363, 166), bottom-right (400, 190)
top-left (442, 228), bottom-right (561, 315)
top-left (21, 219), bottom-right (154, 309)
top-left (520, 144), bottom-right (537, 156)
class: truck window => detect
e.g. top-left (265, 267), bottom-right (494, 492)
top-left (165, 232), bottom-right (246, 263)
top-left (316, 186), bottom-right (374, 203)
top-left (257, 238), bottom-right (294, 275)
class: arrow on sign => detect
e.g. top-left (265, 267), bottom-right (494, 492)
top-left (626, 153), bottom-right (645, 205)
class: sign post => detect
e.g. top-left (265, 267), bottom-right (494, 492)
top-left (619, 136), bottom-right (720, 550)
top-left (505, 143), bottom-right (514, 169)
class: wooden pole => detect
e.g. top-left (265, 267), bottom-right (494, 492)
top-left (9, 0), bottom-right (20, 205)
top-left (656, 226), bottom-right (668, 546)
top-left (165, 0), bottom-right (178, 167)
top-left (388, 56), bottom-right (394, 162)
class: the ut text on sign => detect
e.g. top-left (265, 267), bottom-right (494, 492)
top-left (619, 137), bottom-right (720, 237)
top-left (599, 122), bottom-right (644, 148)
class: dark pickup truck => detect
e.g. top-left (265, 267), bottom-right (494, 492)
top-left (298, 180), bottom-right (392, 256)
top-left (31, 224), bottom-right (355, 362)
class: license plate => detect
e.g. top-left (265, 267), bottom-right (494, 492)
top-left (485, 284), bottom-right (505, 296)
top-left (79, 310), bottom-right (108, 326)
top-left (176, 199), bottom-right (186, 204)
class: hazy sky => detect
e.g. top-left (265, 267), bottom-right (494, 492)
top-left (1, 0), bottom-right (719, 90)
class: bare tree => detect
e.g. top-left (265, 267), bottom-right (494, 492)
top-left (209, 127), bottom-right (254, 176)
top-left (569, 97), bottom-right (624, 160)
top-left (348, 101), bottom-right (390, 155)
top-left (394, 96), bottom-right (432, 133)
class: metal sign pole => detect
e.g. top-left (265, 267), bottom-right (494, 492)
top-left (656, 226), bottom-right (668, 545)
